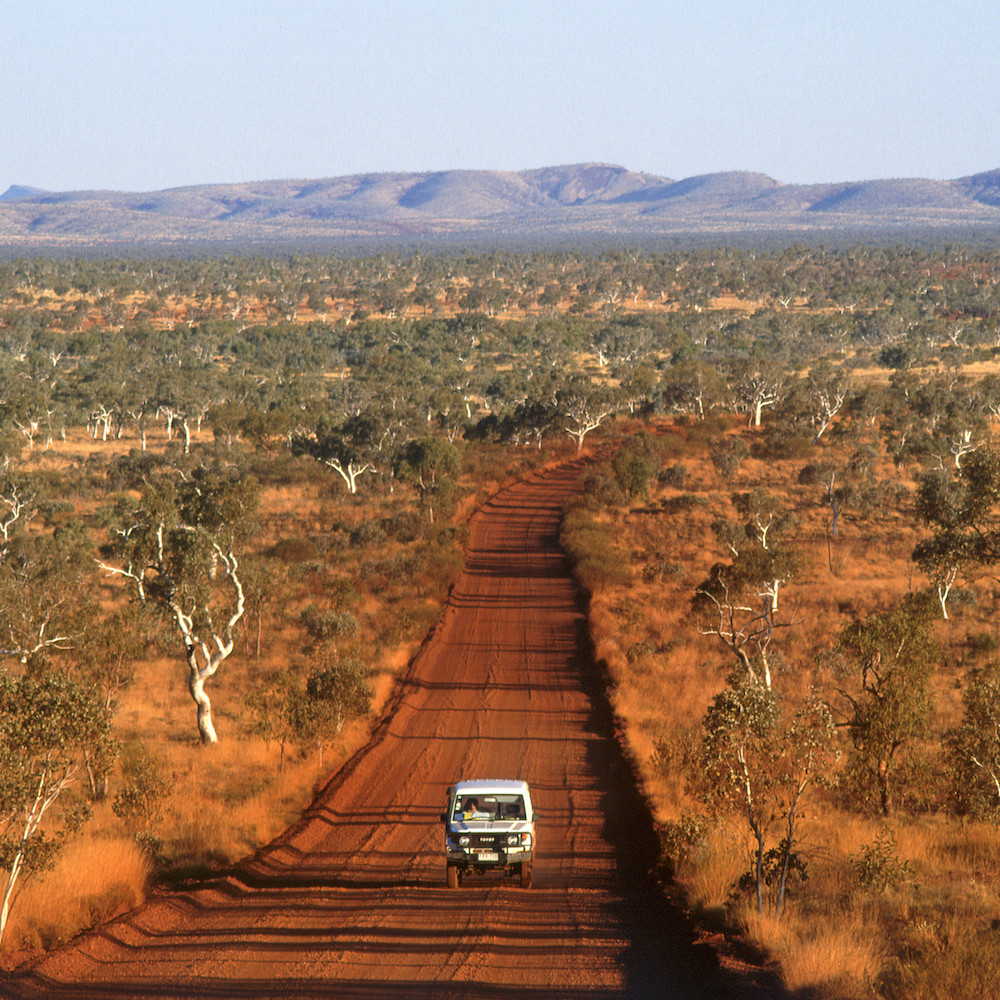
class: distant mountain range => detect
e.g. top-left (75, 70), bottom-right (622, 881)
top-left (2, 164), bottom-right (1000, 252)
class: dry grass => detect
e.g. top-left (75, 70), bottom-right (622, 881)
top-left (739, 907), bottom-right (886, 998)
top-left (151, 740), bottom-right (331, 865)
top-left (677, 821), bottom-right (747, 913)
top-left (4, 837), bottom-right (150, 953)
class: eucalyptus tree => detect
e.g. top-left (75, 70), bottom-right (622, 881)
top-left (946, 659), bottom-right (1000, 817)
top-left (977, 373), bottom-right (1000, 420)
top-left (154, 361), bottom-right (218, 455)
top-left (495, 395), bottom-right (559, 450)
top-left (833, 600), bottom-right (935, 817)
top-left (732, 360), bottom-right (786, 429)
top-left (618, 365), bottom-right (658, 416)
top-left (0, 472), bottom-right (39, 550)
top-left (659, 360), bottom-right (726, 420)
top-left (428, 386), bottom-right (470, 442)
top-left (74, 333), bottom-right (145, 443)
top-left (0, 513), bottom-right (98, 671)
top-left (696, 490), bottom-right (800, 690)
top-left (0, 356), bottom-right (57, 452)
top-left (701, 678), bottom-right (837, 918)
top-left (0, 669), bottom-right (113, 946)
top-left (841, 383), bottom-right (889, 446)
top-left (799, 448), bottom-right (896, 541)
top-left (305, 657), bottom-right (371, 755)
top-left (397, 436), bottom-right (461, 523)
top-left (912, 452), bottom-right (1000, 618)
top-left (903, 375), bottom-right (991, 469)
top-left (245, 670), bottom-right (312, 774)
top-left (556, 376), bottom-right (617, 452)
top-left (97, 464), bottom-right (259, 744)
top-left (294, 411), bottom-right (382, 494)
top-left (481, 368), bottom-right (531, 416)
top-left (806, 362), bottom-right (849, 443)
top-left (590, 318), bottom-right (653, 369)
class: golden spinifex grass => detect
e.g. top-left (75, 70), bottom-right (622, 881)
top-left (4, 837), bottom-right (150, 953)
top-left (568, 416), bottom-right (1000, 1000)
top-left (740, 908), bottom-right (886, 996)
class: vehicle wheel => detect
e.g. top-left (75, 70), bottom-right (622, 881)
top-left (519, 860), bottom-right (532, 888)
top-left (447, 864), bottom-right (459, 889)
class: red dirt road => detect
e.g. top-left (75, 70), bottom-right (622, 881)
top-left (5, 464), bottom-right (778, 999)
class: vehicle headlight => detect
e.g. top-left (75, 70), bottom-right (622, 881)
top-left (459, 835), bottom-right (470, 846)
top-left (507, 834), bottom-right (519, 845)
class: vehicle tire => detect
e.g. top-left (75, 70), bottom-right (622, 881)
top-left (519, 860), bottom-right (532, 888)
top-left (447, 864), bottom-right (459, 889)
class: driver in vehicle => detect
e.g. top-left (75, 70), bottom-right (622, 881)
top-left (461, 797), bottom-right (485, 819)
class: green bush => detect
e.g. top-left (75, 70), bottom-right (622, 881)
top-left (560, 509), bottom-right (630, 592)
top-left (659, 812), bottom-right (706, 874)
top-left (709, 436), bottom-right (750, 481)
top-left (268, 535), bottom-right (319, 564)
top-left (657, 463), bottom-right (688, 489)
top-left (850, 827), bottom-right (914, 893)
top-left (613, 449), bottom-right (653, 500)
top-left (112, 742), bottom-right (171, 837)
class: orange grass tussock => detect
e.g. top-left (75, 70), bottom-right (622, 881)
top-left (3, 838), bottom-right (150, 956)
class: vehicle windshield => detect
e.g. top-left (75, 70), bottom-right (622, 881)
top-left (453, 794), bottom-right (525, 822)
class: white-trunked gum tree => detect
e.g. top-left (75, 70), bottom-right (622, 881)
top-left (98, 465), bottom-right (259, 744)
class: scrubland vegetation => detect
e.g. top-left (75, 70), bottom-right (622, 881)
top-left (3, 245), bottom-right (1000, 996)
top-left (562, 414), bottom-right (1000, 999)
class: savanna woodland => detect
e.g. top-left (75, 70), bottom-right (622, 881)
top-left (4, 246), bottom-right (1000, 997)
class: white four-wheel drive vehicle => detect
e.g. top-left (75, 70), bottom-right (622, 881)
top-left (441, 779), bottom-right (536, 888)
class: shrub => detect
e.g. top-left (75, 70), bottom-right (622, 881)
top-left (301, 607), bottom-right (359, 648)
top-left (850, 828), bottom-right (914, 893)
top-left (385, 509), bottom-right (424, 543)
top-left (966, 630), bottom-right (1000, 657)
top-left (657, 463), bottom-right (688, 489)
top-left (626, 640), bottom-right (657, 665)
top-left (659, 812), bottom-right (707, 874)
top-left (661, 493), bottom-right (710, 514)
top-left (752, 427), bottom-right (815, 461)
top-left (268, 535), bottom-right (319, 564)
top-left (580, 468), bottom-right (625, 509)
top-left (709, 436), bottom-right (750, 482)
top-left (324, 576), bottom-right (359, 612)
top-left (613, 449), bottom-right (653, 501)
top-left (351, 519), bottom-right (388, 547)
top-left (112, 742), bottom-right (171, 838)
top-left (561, 509), bottom-right (630, 592)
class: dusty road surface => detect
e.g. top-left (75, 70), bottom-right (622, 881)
top-left (5, 463), bottom-right (779, 999)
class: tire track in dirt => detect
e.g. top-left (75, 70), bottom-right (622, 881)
top-left (4, 462), bottom-right (780, 999)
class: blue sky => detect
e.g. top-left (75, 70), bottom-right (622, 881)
top-left (3, 0), bottom-right (998, 192)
